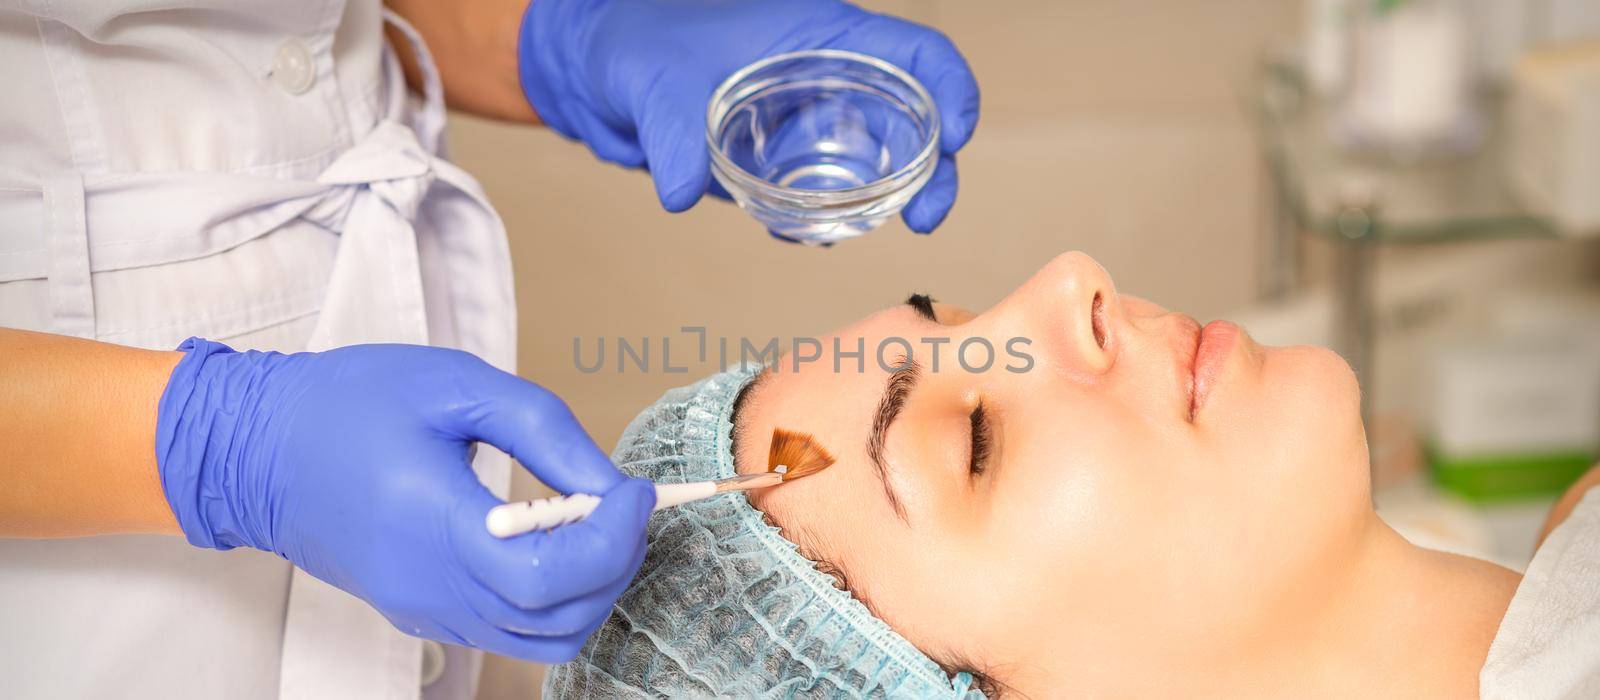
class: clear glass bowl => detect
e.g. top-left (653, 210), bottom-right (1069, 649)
top-left (707, 49), bottom-right (940, 245)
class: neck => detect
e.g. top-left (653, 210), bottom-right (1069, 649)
top-left (1233, 515), bottom-right (1521, 698)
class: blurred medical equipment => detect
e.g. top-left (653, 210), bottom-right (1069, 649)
top-left (1262, 0), bottom-right (1600, 441)
top-left (544, 367), bottom-right (982, 698)
top-left (157, 338), bottom-right (654, 662)
top-left (1533, 0), bottom-right (1600, 45)
top-left (1468, 0), bottom-right (1531, 85)
top-left (486, 427), bottom-right (836, 536)
top-left (1301, 0), bottom-right (1600, 157)
top-left (1430, 336), bottom-right (1600, 500)
top-left (1307, 0), bottom-right (1534, 95)
top-left (1507, 43), bottom-right (1600, 237)
top-left (516, 0), bottom-right (978, 233)
top-left (1428, 290), bottom-right (1600, 500)
top-left (708, 50), bottom-right (939, 244)
top-left (1305, 0), bottom-right (1353, 96)
top-left (1338, 0), bottom-right (1481, 155)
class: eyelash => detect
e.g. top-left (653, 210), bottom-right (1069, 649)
top-left (906, 293), bottom-right (991, 478)
top-left (968, 400), bottom-right (993, 477)
top-left (905, 293), bottom-right (938, 322)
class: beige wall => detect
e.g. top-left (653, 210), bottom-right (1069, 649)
top-left (447, 2), bottom-right (1297, 696)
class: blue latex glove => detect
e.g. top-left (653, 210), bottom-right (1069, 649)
top-left (155, 338), bottom-right (652, 662)
top-left (518, 0), bottom-right (981, 233)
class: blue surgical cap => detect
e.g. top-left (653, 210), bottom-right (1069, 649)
top-left (543, 366), bottom-right (983, 698)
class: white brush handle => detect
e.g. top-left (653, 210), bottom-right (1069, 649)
top-left (485, 482), bottom-right (716, 538)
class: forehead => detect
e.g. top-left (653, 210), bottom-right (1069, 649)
top-left (732, 303), bottom-right (1002, 654)
top-left (734, 305), bottom-right (919, 524)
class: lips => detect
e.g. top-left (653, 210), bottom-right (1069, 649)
top-left (1169, 316), bottom-right (1239, 420)
top-left (1171, 315), bottom-right (1202, 418)
top-left (1190, 320), bottom-right (1239, 418)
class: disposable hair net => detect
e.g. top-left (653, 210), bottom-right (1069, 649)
top-left (544, 366), bottom-right (983, 698)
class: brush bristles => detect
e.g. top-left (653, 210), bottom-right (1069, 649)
top-left (768, 428), bottom-right (836, 482)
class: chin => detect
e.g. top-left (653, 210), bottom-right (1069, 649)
top-left (1239, 345), bottom-right (1373, 525)
top-left (1273, 344), bottom-right (1368, 466)
top-left (1263, 343), bottom-right (1359, 399)
top-left (1304, 345), bottom-right (1361, 418)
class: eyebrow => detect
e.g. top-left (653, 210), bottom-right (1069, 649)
top-left (867, 357), bottom-right (919, 524)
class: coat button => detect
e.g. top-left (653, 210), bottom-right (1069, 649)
top-left (271, 39), bottom-right (315, 95)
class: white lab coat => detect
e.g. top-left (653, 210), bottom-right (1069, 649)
top-left (0, 1), bottom-right (515, 698)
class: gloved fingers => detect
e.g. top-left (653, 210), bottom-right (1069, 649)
top-left (571, 108), bottom-right (647, 168)
top-left (901, 153), bottom-right (959, 233)
top-left (445, 362), bottom-right (624, 496)
top-left (455, 478), bottom-right (654, 611)
top-left (637, 77), bottom-right (715, 212)
top-left (467, 609), bottom-right (612, 664)
top-left (707, 177), bottom-right (732, 201)
top-left (833, 15), bottom-right (981, 154)
top-left (461, 536), bottom-right (641, 637)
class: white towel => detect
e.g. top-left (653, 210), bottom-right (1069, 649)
top-left (1481, 489), bottom-right (1600, 698)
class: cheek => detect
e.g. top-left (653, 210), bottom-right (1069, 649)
top-left (987, 366), bottom-right (1195, 530)
top-left (927, 443), bottom-right (1217, 664)
top-left (963, 402), bottom-right (1191, 616)
top-left (1001, 413), bottom-right (1182, 556)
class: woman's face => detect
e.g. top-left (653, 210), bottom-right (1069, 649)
top-left (734, 252), bottom-right (1371, 690)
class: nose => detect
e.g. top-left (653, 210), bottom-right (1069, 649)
top-left (987, 251), bottom-right (1119, 375)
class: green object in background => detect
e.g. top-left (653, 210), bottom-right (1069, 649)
top-left (1373, 0), bottom-right (1408, 15)
top-left (1429, 446), bottom-right (1596, 503)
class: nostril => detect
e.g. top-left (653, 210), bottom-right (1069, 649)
top-left (1091, 292), bottom-right (1106, 349)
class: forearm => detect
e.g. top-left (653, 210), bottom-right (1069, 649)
top-left (384, 0), bottom-right (540, 123)
top-left (0, 328), bottom-right (182, 537)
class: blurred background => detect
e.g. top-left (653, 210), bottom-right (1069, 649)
top-left (446, 1), bottom-right (1600, 696)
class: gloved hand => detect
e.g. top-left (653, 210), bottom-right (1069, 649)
top-left (155, 338), bottom-right (652, 662)
top-left (517, 0), bottom-right (980, 234)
